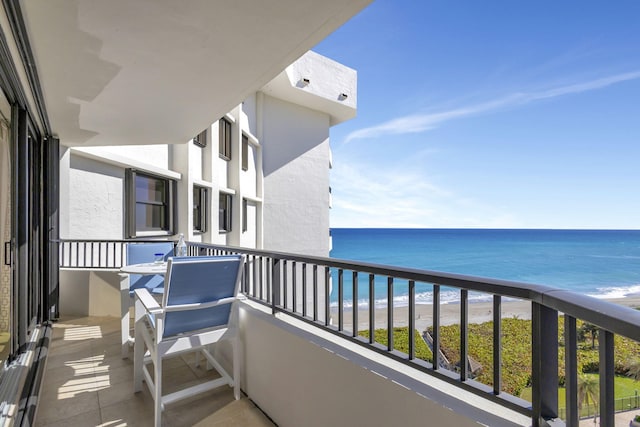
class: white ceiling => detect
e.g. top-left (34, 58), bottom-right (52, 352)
top-left (20, 0), bottom-right (370, 146)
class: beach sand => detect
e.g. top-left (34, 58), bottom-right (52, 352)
top-left (332, 296), bottom-right (640, 333)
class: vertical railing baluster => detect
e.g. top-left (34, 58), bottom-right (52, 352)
top-left (565, 315), bottom-right (578, 427)
top-left (292, 261), bottom-right (297, 314)
top-left (283, 260), bottom-right (288, 310)
top-left (387, 277), bottom-right (393, 352)
top-left (409, 280), bottom-right (415, 360)
top-left (493, 295), bottom-right (501, 394)
top-left (531, 302), bottom-right (559, 426)
top-left (338, 269), bottom-right (344, 331)
top-left (460, 289), bottom-right (468, 381)
top-left (266, 258), bottom-right (272, 305)
top-left (324, 266), bottom-right (330, 326)
top-left (271, 258), bottom-right (281, 315)
top-left (75, 242), bottom-right (79, 267)
top-left (252, 256), bottom-right (258, 298)
top-left (352, 272), bottom-right (358, 337)
top-left (433, 284), bottom-right (440, 370)
top-left (61, 241), bottom-right (65, 267)
top-left (243, 258), bottom-right (249, 294)
top-left (369, 274), bottom-right (375, 344)
top-left (90, 242), bottom-right (94, 267)
top-left (313, 264), bottom-right (318, 321)
top-left (258, 256), bottom-right (264, 301)
top-left (302, 263), bottom-right (307, 318)
top-left (599, 329), bottom-right (615, 427)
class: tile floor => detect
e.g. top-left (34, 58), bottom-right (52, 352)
top-left (35, 316), bottom-right (275, 427)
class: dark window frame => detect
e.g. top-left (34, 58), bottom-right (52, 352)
top-left (219, 118), bottom-right (232, 160)
top-left (242, 134), bottom-right (249, 171)
top-left (193, 128), bottom-right (207, 148)
top-left (219, 192), bottom-right (232, 233)
top-left (125, 169), bottom-right (176, 238)
top-left (242, 198), bottom-right (248, 232)
top-left (193, 186), bottom-right (208, 233)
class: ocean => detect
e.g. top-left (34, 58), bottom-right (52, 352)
top-left (328, 228), bottom-right (640, 307)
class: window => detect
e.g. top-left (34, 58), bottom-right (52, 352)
top-left (193, 186), bottom-right (208, 233)
top-left (242, 134), bottom-right (248, 171)
top-left (193, 128), bottom-right (207, 147)
top-left (242, 198), bottom-right (248, 232)
top-left (219, 193), bottom-right (232, 232)
top-left (219, 118), bottom-right (231, 160)
top-left (126, 169), bottom-right (176, 237)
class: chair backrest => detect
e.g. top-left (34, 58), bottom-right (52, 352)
top-left (162, 255), bottom-right (244, 338)
top-left (126, 242), bottom-right (174, 292)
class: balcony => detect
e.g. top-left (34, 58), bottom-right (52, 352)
top-left (36, 316), bottom-right (273, 427)
top-left (50, 240), bottom-right (640, 427)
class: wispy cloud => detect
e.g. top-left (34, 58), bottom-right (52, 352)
top-left (344, 71), bottom-right (640, 143)
top-left (330, 161), bottom-right (522, 228)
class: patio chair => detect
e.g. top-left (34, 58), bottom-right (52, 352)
top-left (120, 242), bottom-right (174, 358)
top-left (132, 255), bottom-right (244, 427)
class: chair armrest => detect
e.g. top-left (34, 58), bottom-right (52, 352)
top-left (164, 296), bottom-right (237, 312)
top-left (134, 288), bottom-right (163, 315)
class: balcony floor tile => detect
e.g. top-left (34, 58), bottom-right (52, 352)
top-left (36, 316), bottom-right (275, 427)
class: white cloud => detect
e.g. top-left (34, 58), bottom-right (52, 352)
top-left (330, 161), bottom-right (523, 228)
top-left (344, 71), bottom-right (640, 143)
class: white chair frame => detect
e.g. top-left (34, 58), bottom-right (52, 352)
top-left (132, 256), bottom-right (243, 427)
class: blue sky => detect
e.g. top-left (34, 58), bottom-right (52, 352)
top-left (313, 1), bottom-right (640, 229)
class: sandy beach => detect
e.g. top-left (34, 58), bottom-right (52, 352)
top-left (331, 296), bottom-right (640, 333)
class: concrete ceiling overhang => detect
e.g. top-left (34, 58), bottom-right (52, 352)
top-left (19, 0), bottom-right (370, 146)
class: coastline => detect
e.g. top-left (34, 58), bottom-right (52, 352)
top-left (332, 296), bottom-right (640, 333)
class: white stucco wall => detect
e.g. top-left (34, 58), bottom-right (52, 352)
top-left (81, 144), bottom-right (170, 170)
top-left (240, 302), bottom-right (528, 427)
top-left (240, 139), bottom-right (258, 199)
top-left (261, 94), bottom-right (331, 257)
top-left (63, 153), bottom-right (125, 239)
top-left (240, 199), bottom-right (258, 248)
top-left (242, 94), bottom-right (258, 137)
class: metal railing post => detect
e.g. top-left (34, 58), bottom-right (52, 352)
top-left (493, 295), bottom-right (501, 395)
top-left (564, 315), bottom-right (578, 427)
top-left (531, 302), bottom-right (559, 426)
top-left (599, 329), bottom-right (615, 427)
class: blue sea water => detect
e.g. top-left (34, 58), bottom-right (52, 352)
top-left (329, 228), bottom-right (640, 307)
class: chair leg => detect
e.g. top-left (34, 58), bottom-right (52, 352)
top-left (154, 354), bottom-right (163, 427)
top-left (133, 322), bottom-right (144, 392)
top-left (233, 338), bottom-right (240, 400)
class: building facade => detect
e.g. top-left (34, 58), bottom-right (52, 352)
top-left (59, 51), bottom-right (356, 257)
top-left (0, 1), bottom-right (369, 424)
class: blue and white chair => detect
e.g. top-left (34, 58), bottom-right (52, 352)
top-left (133, 255), bottom-right (244, 427)
top-left (120, 242), bottom-right (174, 358)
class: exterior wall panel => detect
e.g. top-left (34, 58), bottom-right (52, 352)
top-left (261, 94), bottom-right (330, 257)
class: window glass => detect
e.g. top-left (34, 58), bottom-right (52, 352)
top-left (126, 170), bottom-right (175, 237)
top-left (193, 128), bottom-right (207, 147)
top-left (135, 204), bottom-right (166, 231)
top-left (219, 193), bottom-right (232, 232)
top-left (135, 175), bottom-right (166, 203)
top-left (242, 134), bottom-right (248, 171)
top-left (193, 186), bottom-right (207, 233)
top-left (219, 118), bottom-right (232, 160)
top-left (242, 198), bottom-right (248, 232)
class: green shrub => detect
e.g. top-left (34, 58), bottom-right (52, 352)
top-left (358, 327), bottom-right (433, 362)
